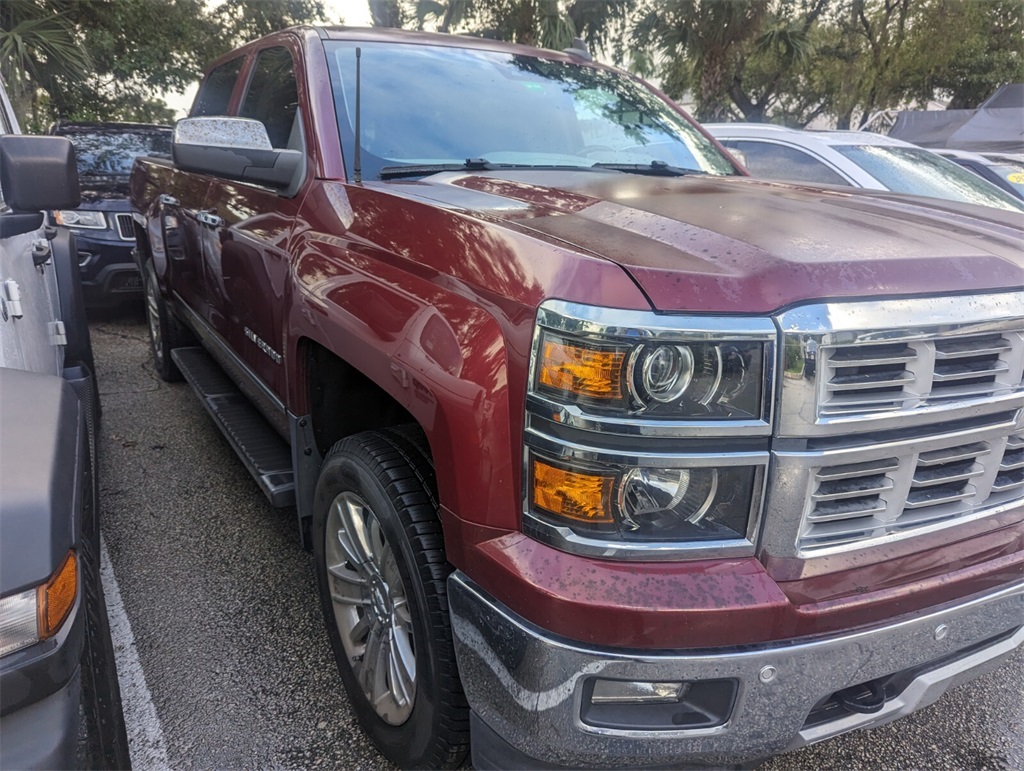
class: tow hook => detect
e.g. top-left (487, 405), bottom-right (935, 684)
top-left (834, 678), bottom-right (887, 714)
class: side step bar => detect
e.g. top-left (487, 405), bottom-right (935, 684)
top-left (171, 347), bottom-right (295, 507)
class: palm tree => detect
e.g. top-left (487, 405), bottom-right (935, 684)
top-left (0, 0), bottom-right (91, 129)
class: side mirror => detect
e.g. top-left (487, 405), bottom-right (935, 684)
top-left (172, 116), bottom-right (302, 189)
top-left (0, 135), bottom-right (80, 238)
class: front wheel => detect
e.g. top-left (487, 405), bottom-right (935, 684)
top-left (312, 427), bottom-right (469, 769)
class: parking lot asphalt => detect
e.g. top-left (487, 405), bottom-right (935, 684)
top-left (93, 310), bottom-right (1023, 771)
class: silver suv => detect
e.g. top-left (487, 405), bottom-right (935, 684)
top-left (0, 81), bottom-right (126, 768)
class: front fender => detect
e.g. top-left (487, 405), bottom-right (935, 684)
top-left (290, 258), bottom-right (518, 530)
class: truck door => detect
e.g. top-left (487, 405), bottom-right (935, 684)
top-left (164, 56), bottom-right (247, 320)
top-left (160, 169), bottom-right (211, 318)
top-left (201, 44), bottom-right (305, 406)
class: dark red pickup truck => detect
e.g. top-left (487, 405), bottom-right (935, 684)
top-left (131, 26), bottom-right (1024, 769)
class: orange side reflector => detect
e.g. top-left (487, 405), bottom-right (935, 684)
top-left (538, 337), bottom-right (625, 401)
top-left (533, 459), bottom-right (615, 523)
top-left (39, 551), bottom-right (77, 639)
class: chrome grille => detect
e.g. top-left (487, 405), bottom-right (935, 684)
top-left (776, 294), bottom-right (1024, 439)
top-left (820, 331), bottom-right (1023, 417)
top-left (768, 294), bottom-right (1024, 559)
top-left (115, 213), bottom-right (134, 240)
top-left (798, 428), bottom-right (1024, 552)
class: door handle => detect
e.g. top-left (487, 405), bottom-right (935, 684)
top-left (197, 210), bottom-right (223, 227)
top-left (159, 193), bottom-right (179, 206)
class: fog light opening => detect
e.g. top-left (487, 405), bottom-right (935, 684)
top-left (582, 677), bottom-right (738, 731)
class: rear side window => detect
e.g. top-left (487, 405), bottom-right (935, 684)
top-left (239, 47), bottom-right (300, 150)
top-left (193, 58), bottom-right (244, 116)
top-left (730, 140), bottom-right (851, 186)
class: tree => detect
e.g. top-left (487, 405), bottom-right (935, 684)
top-left (903, 0), bottom-right (1024, 109)
top-left (0, 0), bottom-right (91, 129)
top-left (0, 0), bottom-right (327, 129)
top-left (633, 1), bottom-right (772, 122)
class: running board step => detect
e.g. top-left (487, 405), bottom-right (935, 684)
top-left (171, 347), bottom-right (295, 507)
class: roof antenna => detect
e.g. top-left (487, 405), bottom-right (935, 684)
top-left (563, 36), bottom-right (592, 62)
top-left (354, 47), bottom-right (362, 183)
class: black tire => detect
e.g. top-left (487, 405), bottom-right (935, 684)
top-left (142, 260), bottom-right (188, 382)
top-left (312, 427), bottom-right (469, 769)
top-left (77, 439), bottom-right (131, 770)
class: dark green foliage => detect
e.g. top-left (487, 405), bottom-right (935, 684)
top-left (1, 0), bottom-right (325, 130)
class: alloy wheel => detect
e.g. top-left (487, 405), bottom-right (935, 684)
top-left (325, 491), bottom-right (416, 725)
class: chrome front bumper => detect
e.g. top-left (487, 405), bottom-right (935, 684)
top-left (449, 574), bottom-right (1024, 769)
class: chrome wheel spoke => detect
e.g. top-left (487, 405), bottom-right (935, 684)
top-left (393, 595), bottom-right (413, 628)
top-left (390, 620), bottom-right (416, 706)
top-left (327, 561), bottom-right (367, 586)
top-left (368, 514), bottom-right (384, 557)
top-left (362, 628), bottom-right (387, 698)
top-left (329, 576), bottom-right (367, 608)
top-left (349, 614), bottom-right (370, 644)
top-left (329, 500), bottom-right (366, 570)
top-left (339, 497), bottom-right (373, 567)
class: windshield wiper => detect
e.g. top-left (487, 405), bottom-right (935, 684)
top-left (591, 160), bottom-right (703, 177)
top-left (379, 158), bottom-right (600, 180)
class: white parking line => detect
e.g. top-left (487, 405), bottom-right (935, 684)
top-left (100, 537), bottom-right (172, 771)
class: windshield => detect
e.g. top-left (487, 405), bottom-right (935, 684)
top-left (63, 129), bottom-right (172, 177)
top-left (990, 164), bottom-right (1024, 198)
top-left (833, 145), bottom-right (1024, 212)
top-left (325, 41), bottom-right (737, 180)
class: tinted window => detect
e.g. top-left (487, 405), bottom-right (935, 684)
top-left (834, 145), bottom-right (1024, 211)
top-left (325, 41), bottom-right (737, 180)
top-left (63, 129), bottom-right (173, 177)
top-left (730, 140), bottom-right (851, 186)
top-left (239, 47), bottom-right (300, 149)
top-left (988, 164), bottom-right (1024, 198)
top-left (193, 58), bottom-right (244, 117)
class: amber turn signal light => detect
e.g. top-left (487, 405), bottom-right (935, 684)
top-left (39, 551), bottom-right (76, 640)
top-left (537, 335), bottom-right (625, 402)
top-left (532, 458), bottom-right (615, 523)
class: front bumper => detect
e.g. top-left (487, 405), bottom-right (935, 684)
top-left (0, 598), bottom-right (84, 770)
top-left (75, 234), bottom-right (140, 306)
top-left (449, 573), bottom-right (1024, 769)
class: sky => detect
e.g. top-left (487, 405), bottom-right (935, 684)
top-left (163, 0), bottom-right (374, 117)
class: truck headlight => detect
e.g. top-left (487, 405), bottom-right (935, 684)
top-left (530, 454), bottom-right (761, 543)
top-left (535, 327), bottom-right (769, 422)
top-left (53, 209), bottom-right (106, 229)
top-left (0, 551), bottom-right (77, 657)
top-left (525, 302), bottom-right (774, 558)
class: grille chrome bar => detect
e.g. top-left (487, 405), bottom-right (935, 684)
top-left (916, 443), bottom-right (990, 467)
top-left (934, 336), bottom-right (1012, 359)
top-left (115, 213), bottom-right (134, 241)
top-left (827, 371), bottom-right (915, 391)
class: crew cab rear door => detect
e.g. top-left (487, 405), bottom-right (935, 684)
top-left (201, 43), bottom-right (308, 413)
top-left (162, 57), bottom-right (250, 319)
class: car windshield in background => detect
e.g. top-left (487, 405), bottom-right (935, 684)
top-left (325, 41), bottom-right (737, 181)
top-left (991, 164), bottom-right (1024, 198)
top-left (64, 130), bottom-right (172, 178)
top-left (833, 145), bottom-right (1024, 212)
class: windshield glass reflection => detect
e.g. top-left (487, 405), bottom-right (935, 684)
top-left (834, 146), bottom-right (1024, 212)
top-left (325, 41), bottom-right (736, 181)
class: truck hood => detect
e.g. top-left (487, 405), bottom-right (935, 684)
top-left (388, 171), bottom-right (1024, 313)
